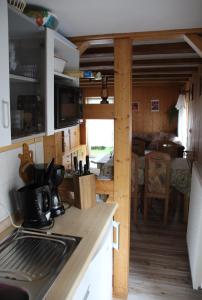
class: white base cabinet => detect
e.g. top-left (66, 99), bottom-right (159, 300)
top-left (72, 224), bottom-right (113, 300)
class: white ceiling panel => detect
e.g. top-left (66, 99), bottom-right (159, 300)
top-left (27, 0), bottom-right (202, 37)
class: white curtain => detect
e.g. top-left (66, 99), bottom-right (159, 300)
top-left (175, 94), bottom-right (187, 148)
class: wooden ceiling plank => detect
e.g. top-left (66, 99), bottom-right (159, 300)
top-left (82, 42), bottom-right (194, 56)
top-left (184, 34), bottom-right (202, 58)
top-left (80, 57), bottom-right (202, 68)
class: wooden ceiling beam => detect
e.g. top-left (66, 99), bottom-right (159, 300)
top-left (70, 28), bottom-right (202, 43)
top-left (82, 42), bottom-right (194, 56)
top-left (184, 34), bottom-right (202, 58)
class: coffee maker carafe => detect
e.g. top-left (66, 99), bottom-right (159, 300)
top-left (17, 184), bottom-right (52, 228)
top-left (48, 164), bottom-right (65, 217)
top-left (33, 159), bottom-right (65, 217)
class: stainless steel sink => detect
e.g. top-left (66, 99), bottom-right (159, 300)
top-left (0, 228), bottom-right (81, 299)
top-left (0, 283), bottom-right (29, 300)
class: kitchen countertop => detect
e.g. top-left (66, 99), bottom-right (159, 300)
top-left (0, 202), bottom-right (117, 300)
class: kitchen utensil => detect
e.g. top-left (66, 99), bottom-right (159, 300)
top-left (73, 174), bottom-right (96, 209)
top-left (18, 143), bottom-right (34, 184)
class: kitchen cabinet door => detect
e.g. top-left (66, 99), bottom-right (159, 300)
top-left (72, 223), bottom-right (113, 300)
top-left (0, 0), bottom-right (11, 147)
top-left (88, 223), bottom-right (113, 300)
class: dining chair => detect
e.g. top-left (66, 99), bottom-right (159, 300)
top-left (132, 153), bottom-right (143, 224)
top-left (133, 138), bottom-right (146, 156)
top-left (144, 151), bottom-right (171, 224)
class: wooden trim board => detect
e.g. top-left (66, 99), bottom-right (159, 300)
top-left (0, 136), bottom-right (43, 153)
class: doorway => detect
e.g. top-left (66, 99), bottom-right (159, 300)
top-left (86, 119), bottom-right (114, 176)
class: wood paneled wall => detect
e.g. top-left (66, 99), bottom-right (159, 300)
top-left (82, 84), bottom-right (180, 133)
top-left (132, 85), bottom-right (179, 133)
top-left (187, 67), bottom-right (202, 162)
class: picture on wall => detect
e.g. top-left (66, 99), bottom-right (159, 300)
top-left (132, 101), bottom-right (139, 112)
top-left (151, 99), bottom-right (160, 112)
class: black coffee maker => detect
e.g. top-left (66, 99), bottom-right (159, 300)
top-left (33, 159), bottom-right (65, 217)
top-left (18, 184), bottom-right (52, 228)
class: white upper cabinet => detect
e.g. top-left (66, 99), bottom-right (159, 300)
top-left (45, 29), bottom-right (79, 136)
top-left (0, 2), bottom-right (79, 144)
top-left (0, 0), bottom-right (11, 147)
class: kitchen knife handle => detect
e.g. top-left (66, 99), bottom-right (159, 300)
top-left (86, 155), bottom-right (90, 174)
top-left (73, 156), bottom-right (78, 173)
top-left (79, 160), bottom-right (83, 176)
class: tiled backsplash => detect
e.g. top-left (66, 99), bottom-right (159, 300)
top-left (0, 142), bottom-right (44, 222)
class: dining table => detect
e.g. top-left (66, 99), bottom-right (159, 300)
top-left (91, 153), bottom-right (113, 178)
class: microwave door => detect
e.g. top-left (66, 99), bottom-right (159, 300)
top-left (55, 86), bottom-right (79, 129)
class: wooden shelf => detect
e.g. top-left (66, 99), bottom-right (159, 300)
top-left (54, 72), bottom-right (74, 81)
top-left (10, 74), bottom-right (38, 83)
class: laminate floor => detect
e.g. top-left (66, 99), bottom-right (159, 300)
top-left (128, 203), bottom-right (202, 300)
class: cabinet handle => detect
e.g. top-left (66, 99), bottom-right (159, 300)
top-left (112, 220), bottom-right (120, 251)
top-left (83, 285), bottom-right (90, 300)
top-left (2, 100), bottom-right (9, 128)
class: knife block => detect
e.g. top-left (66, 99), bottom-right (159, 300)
top-left (73, 174), bottom-right (96, 209)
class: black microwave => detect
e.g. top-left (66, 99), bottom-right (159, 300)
top-left (54, 82), bottom-right (83, 129)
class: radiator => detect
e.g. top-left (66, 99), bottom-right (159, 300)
top-left (187, 163), bottom-right (202, 289)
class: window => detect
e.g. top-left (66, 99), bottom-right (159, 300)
top-left (86, 97), bottom-right (114, 104)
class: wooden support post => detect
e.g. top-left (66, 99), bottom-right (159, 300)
top-left (113, 38), bottom-right (132, 298)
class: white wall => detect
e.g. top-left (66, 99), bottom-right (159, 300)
top-left (0, 142), bottom-right (44, 222)
top-left (187, 163), bottom-right (202, 289)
